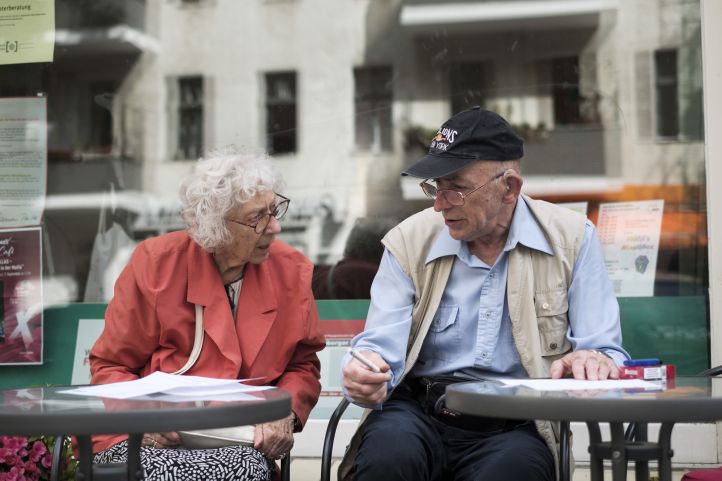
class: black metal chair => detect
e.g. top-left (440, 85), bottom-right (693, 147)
top-left (321, 398), bottom-right (350, 481)
top-left (618, 365), bottom-right (722, 481)
top-left (320, 397), bottom-right (572, 481)
top-left (49, 435), bottom-right (67, 481)
top-left (280, 454), bottom-right (291, 481)
top-left (624, 360), bottom-right (722, 446)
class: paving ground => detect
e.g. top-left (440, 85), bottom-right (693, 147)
top-left (288, 458), bottom-right (690, 481)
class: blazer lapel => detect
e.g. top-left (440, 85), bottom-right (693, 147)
top-left (186, 244), bottom-right (242, 369)
top-left (235, 260), bottom-right (278, 368)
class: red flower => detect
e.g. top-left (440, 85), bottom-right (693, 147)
top-left (27, 442), bottom-right (44, 464)
top-left (0, 435), bottom-right (75, 481)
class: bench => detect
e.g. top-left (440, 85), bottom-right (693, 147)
top-left (0, 296), bottom-right (708, 391)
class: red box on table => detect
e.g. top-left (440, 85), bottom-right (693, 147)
top-left (619, 364), bottom-right (676, 380)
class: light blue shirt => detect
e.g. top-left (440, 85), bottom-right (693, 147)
top-left (347, 197), bottom-right (629, 391)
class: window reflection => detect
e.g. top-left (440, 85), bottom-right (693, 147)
top-left (0, 0), bottom-right (707, 307)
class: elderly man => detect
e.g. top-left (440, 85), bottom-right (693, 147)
top-left (340, 107), bottom-right (629, 481)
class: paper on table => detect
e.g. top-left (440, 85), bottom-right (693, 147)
top-left (132, 391), bottom-right (265, 403)
top-left (166, 383), bottom-right (271, 397)
top-left (497, 378), bottom-right (660, 391)
top-left (60, 371), bottom-right (271, 399)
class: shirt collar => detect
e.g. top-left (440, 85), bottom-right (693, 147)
top-left (505, 196), bottom-right (553, 255)
top-left (425, 196), bottom-right (554, 264)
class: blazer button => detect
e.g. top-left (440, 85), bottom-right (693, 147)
top-left (549, 342), bottom-right (558, 350)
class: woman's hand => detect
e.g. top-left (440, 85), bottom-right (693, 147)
top-left (253, 413), bottom-right (295, 460)
top-left (142, 431), bottom-right (181, 449)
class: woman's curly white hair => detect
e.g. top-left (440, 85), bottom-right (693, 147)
top-left (179, 145), bottom-right (283, 252)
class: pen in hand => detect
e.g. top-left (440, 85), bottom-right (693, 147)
top-left (349, 348), bottom-right (382, 373)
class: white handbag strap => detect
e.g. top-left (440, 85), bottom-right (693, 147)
top-left (172, 304), bottom-right (204, 375)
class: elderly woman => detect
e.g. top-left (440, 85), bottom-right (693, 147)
top-left (89, 146), bottom-right (325, 481)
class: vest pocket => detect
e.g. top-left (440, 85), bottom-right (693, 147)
top-left (535, 290), bottom-right (572, 356)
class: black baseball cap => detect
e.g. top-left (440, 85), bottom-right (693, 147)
top-left (402, 107), bottom-right (524, 179)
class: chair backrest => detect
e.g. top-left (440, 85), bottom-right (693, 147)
top-left (0, 296), bottom-right (710, 387)
top-left (321, 398), bottom-right (350, 481)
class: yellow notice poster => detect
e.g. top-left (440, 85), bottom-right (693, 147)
top-left (0, 0), bottom-right (54, 65)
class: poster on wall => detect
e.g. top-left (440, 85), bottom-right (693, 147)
top-left (0, 96), bottom-right (47, 227)
top-left (70, 318), bottom-right (105, 384)
top-left (0, 0), bottom-right (55, 65)
top-left (0, 226), bottom-right (42, 364)
top-left (597, 200), bottom-right (664, 297)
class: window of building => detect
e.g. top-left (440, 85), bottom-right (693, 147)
top-left (354, 66), bottom-right (392, 152)
top-left (551, 56), bottom-right (582, 126)
top-left (170, 75), bottom-right (204, 160)
top-left (90, 82), bottom-right (114, 152)
top-left (636, 48), bottom-right (684, 140)
top-left (450, 62), bottom-right (488, 115)
top-left (265, 71), bottom-right (297, 154)
top-left (655, 49), bottom-right (679, 138)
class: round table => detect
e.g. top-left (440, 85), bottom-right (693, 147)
top-left (446, 377), bottom-right (722, 481)
top-left (0, 386), bottom-right (291, 481)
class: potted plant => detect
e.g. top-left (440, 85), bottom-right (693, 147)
top-left (0, 435), bottom-right (76, 481)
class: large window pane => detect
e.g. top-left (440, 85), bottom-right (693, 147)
top-left (0, 0), bottom-right (710, 380)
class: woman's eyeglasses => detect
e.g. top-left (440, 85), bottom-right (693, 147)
top-left (226, 194), bottom-right (290, 234)
top-left (419, 172), bottom-right (505, 206)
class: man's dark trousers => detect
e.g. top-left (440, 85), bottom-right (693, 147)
top-left (353, 383), bottom-right (555, 481)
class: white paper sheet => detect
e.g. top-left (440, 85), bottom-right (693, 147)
top-left (497, 378), bottom-right (660, 391)
top-left (60, 371), bottom-right (272, 399)
top-left (132, 392), bottom-right (265, 403)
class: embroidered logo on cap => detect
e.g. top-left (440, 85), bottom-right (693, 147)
top-left (430, 127), bottom-right (458, 152)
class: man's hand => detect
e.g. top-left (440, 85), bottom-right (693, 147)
top-left (342, 350), bottom-right (392, 405)
top-left (254, 413), bottom-right (295, 460)
top-left (550, 349), bottom-right (619, 380)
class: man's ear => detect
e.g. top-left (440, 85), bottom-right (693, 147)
top-left (502, 170), bottom-right (523, 203)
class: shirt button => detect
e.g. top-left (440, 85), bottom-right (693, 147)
top-left (489, 273), bottom-right (494, 278)
top-left (485, 311), bottom-right (492, 319)
top-left (542, 302), bottom-right (550, 310)
top-left (481, 352), bottom-right (488, 358)
top-left (550, 342), bottom-right (558, 349)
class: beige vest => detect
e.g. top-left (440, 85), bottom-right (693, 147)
top-left (339, 195), bottom-right (587, 481)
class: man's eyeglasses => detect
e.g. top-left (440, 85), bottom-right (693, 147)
top-left (419, 172), bottom-right (505, 206)
top-left (226, 194), bottom-right (290, 234)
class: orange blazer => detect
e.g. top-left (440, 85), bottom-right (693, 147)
top-left (89, 230), bottom-right (325, 452)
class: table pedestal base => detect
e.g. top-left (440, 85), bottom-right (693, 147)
top-left (586, 422), bottom-right (674, 481)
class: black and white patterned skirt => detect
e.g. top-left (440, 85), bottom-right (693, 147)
top-left (93, 440), bottom-right (272, 481)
